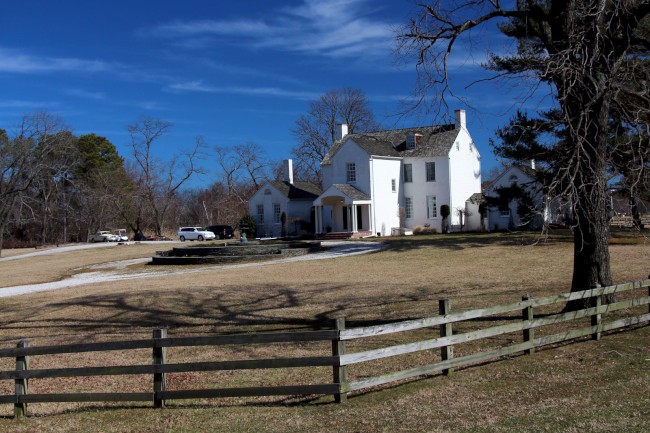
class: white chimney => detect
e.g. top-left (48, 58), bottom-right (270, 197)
top-left (335, 123), bottom-right (348, 141)
top-left (283, 159), bottom-right (294, 184)
top-left (454, 109), bottom-right (466, 130)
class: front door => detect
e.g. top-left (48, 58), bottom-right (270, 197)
top-left (342, 207), bottom-right (348, 231)
top-left (356, 205), bottom-right (363, 230)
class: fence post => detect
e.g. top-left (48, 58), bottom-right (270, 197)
top-left (439, 299), bottom-right (453, 376)
top-left (332, 318), bottom-right (348, 403)
top-left (153, 328), bottom-right (167, 408)
top-left (591, 284), bottom-right (602, 341)
top-left (14, 339), bottom-right (29, 418)
top-left (522, 294), bottom-right (534, 355)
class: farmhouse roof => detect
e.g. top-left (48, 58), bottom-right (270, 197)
top-left (269, 181), bottom-right (322, 200)
top-left (330, 183), bottom-right (371, 201)
top-left (322, 124), bottom-right (458, 165)
top-left (483, 164), bottom-right (539, 192)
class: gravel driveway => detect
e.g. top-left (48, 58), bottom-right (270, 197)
top-left (0, 241), bottom-right (386, 298)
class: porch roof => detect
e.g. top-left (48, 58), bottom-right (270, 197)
top-left (314, 183), bottom-right (371, 206)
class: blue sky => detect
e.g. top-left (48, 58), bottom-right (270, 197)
top-left (1, 0), bottom-right (550, 186)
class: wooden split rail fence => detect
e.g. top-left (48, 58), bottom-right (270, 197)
top-left (2, 278), bottom-right (649, 417)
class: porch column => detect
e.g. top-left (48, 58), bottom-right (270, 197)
top-left (351, 204), bottom-right (358, 233)
top-left (347, 206), bottom-right (352, 232)
top-left (368, 204), bottom-right (374, 234)
top-left (316, 205), bottom-right (322, 234)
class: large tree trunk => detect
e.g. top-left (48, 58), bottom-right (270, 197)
top-left (570, 193), bottom-right (612, 293)
top-left (564, 92), bottom-right (614, 310)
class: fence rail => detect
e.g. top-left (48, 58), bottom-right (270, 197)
top-left (2, 278), bottom-right (649, 417)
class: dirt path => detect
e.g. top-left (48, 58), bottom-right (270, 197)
top-left (0, 241), bottom-right (386, 298)
top-left (0, 241), bottom-right (176, 262)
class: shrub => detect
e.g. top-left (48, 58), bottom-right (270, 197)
top-left (238, 214), bottom-right (256, 238)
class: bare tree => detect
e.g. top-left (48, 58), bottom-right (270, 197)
top-left (215, 142), bottom-right (273, 206)
top-left (125, 117), bottom-right (206, 236)
top-left (0, 112), bottom-right (70, 256)
top-left (28, 130), bottom-right (78, 245)
top-left (236, 142), bottom-right (271, 191)
top-left (398, 1), bottom-right (650, 303)
top-left (292, 88), bottom-right (379, 184)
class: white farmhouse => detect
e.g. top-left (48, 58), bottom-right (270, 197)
top-left (483, 163), bottom-right (572, 231)
top-left (248, 160), bottom-right (321, 238)
top-left (314, 109), bottom-right (482, 236)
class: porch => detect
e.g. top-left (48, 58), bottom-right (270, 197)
top-left (313, 184), bottom-right (373, 236)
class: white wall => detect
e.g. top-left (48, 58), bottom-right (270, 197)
top-left (327, 141), bottom-right (371, 195)
top-left (465, 199), bottom-right (483, 230)
top-left (321, 164), bottom-right (333, 189)
top-left (369, 157), bottom-right (402, 236)
top-left (448, 129), bottom-right (482, 228)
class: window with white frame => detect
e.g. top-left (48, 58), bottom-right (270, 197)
top-left (427, 196), bottom-right (438, 219)
top-left (273, 203), bottom-right (281, 223)
top-left (500, 208), bottom-right (511, 217)
top-left (405, 197), bottom-right (413, 219)
top-left (391, 179), bottom-right (396, 192)
top-left (426, 162), bottom-right (436, 181)
top-left (256, 204), bottom-right (264, 224)
top-left (346, 162), bottom-right (356, 183)
top-left (403, 164), bottom-right (413, 182)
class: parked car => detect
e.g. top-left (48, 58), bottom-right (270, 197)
top-left (112, 229), bottom-right (129, 242)
top-left (206, 225), bottom-right (234, 239)
top-left (89, 231), bottom-right (119, 242)
top-left (177, 227), bottom-right (216, 242)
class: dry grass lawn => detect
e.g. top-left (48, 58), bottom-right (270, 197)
top-left (0, 231), bottom-right (648, 432)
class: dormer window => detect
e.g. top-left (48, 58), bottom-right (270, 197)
top-left (406, 132), bottom-right (423, 150)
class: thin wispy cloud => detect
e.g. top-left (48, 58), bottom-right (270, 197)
top-left (144, 0), bottom-right (395, 61)
top-left (0, 99), bottom-right (58, 108)
top-left (65, 88), bottom-right (106, 100)
top-left (199, 59), bottom-right (307, 86)
top-left (168, 80), bottom-right (318, 100)
top-left (0, 48), bottom-right (109, 73)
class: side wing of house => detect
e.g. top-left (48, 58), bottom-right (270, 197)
top-left (448, 127), bottom-right (482, 228)
top-left (483, 166), bottom-right (540, 231)
top-left (247, 184), bottom-right (290, 237)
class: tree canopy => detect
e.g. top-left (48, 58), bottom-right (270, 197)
top-left (292, 87), bottom-right (379, 184)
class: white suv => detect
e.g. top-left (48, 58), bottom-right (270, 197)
top-left (177, 227), bottom-right (216, 242)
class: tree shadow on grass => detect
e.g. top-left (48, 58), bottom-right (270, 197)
top-left (0, 283), bottom-right (449, 343)
top-left (381, 230), bottom-right (572, 253)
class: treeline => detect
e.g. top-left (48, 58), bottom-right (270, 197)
top-left (0, 112), bottom-right (279, 255)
